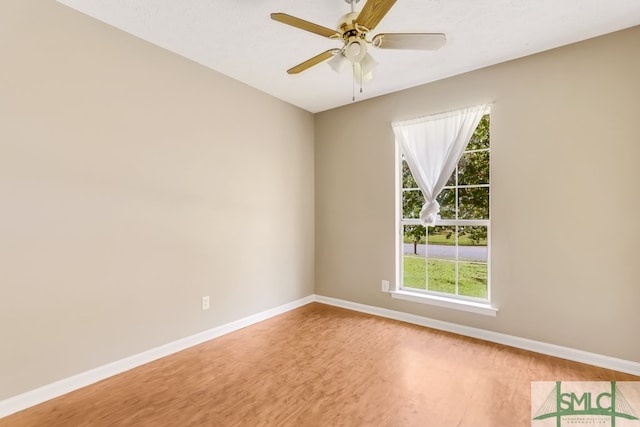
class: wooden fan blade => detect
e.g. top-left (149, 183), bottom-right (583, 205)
top-left (271, 13), bottom-right (339, 39)
top-left (356, 0), bottom-right (397, 31)
top-left (287, 50), bottom-right (337, 74)
top-left (372, 33), bottom-right (446, 50)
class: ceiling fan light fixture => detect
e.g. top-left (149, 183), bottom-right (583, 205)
top-left (328, 53), bottom-right (349, 73)
top-left (359, 53), bottom-right (378, 75)
top-left (353, 63), bottom-right (374, 84)
top-left (344, 37), bottom-right (367, 63)
top-left (354, 70), bottom-right (374, 84)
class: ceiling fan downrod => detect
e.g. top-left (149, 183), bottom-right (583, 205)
top-left (344, 0), bottom-right (362, 13)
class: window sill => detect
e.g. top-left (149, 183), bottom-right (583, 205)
top-left (390, 290), bottom-right (498, 317)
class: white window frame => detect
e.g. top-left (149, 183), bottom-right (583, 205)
top-left (392, 116), bottom-right (497, 316)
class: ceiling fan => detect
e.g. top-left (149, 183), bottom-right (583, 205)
top-left (271, 0), bottom-right (446, 84)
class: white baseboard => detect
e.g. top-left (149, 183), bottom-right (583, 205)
top-left (0, 295), bottom-right (315, 419)
top-left (2, 293), bottom-right (638, 419)
top-left (314, 295), bottom-right (640, 377)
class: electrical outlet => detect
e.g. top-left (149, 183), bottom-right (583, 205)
top-left (201, 296), bottom-right (210, 311)
top-left (381, 280), bottom-right (390, 292)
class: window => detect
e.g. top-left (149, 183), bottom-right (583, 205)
top-left (398, 114), bottom-right (491, 305)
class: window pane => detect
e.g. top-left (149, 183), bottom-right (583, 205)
top-left (402, 189), bottom-right (424, 219)
top-left (436, 188), bottom-right (456, 219)
top-left (402, 160), bottom-right (417, 189)
top-left (403, 224), bottom-right (426, 256)
top-left (458, 187), bottom-right (489, 219)
top-left (458, 262), bottom-right (488, 299)
top-left (445, 169), bottom-right (456, 187)
top-left (427, 225), bottom-right (456, 246)
top-left (403, 255), bottom-right (426, 290)
top-left (427, 226), bottom-right (456, 262)
top-left (427, 259), bottom-right (456, 294)
top-left (403, 224), bottom-right (426, 290)
top-left (458, 226), bottom-right (488, 262)
top-left (465, 114), bottom-right (490, 151)
top-left (458, 150), bottom-right (489, 185)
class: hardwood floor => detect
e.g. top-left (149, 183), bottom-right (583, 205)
top-left (2, 302), bottom-right (637, 426)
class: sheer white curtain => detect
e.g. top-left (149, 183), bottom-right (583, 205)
top-left (393, 104), bottom-right (489, 225)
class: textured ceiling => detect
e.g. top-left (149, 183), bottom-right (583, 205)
top-left (56, 0), bottom-right (640, 113)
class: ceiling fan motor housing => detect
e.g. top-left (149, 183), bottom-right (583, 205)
top-left (338, 12), bottom-right (367, 37)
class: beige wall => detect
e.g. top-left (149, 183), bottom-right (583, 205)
top-left (315, 26), bottom-right (640, 362)
top-left (0, 1), bottom-right (314, 399)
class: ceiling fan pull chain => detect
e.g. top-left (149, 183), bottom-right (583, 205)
top-left (352, 63), bottom-right (356, 101)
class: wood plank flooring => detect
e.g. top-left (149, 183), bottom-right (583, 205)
top-left (2, 302), bottom-right (637, 426)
